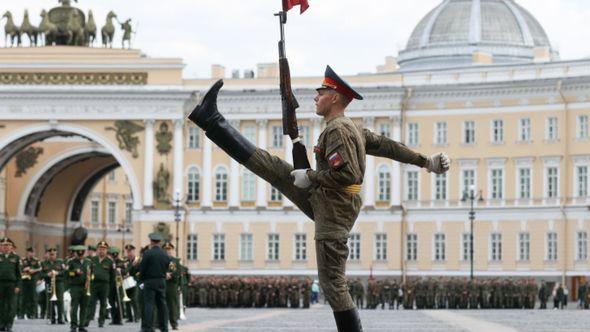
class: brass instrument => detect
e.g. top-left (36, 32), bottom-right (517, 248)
top-left (50, 270), bottom-right (58, 302)
top-left (114, 267), bottom-right (127, 322)
top-left (85, 264), bottom-right (91, 297)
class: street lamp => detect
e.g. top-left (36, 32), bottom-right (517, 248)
top-left (172, 191), bottom-right (183, 257)
top-left (461, 185), bottom-right (484, 280)
top-left (117, 220), bottom-right (131, 249)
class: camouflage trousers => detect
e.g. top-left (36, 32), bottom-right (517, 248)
top-left (245, 148), bottom-right (356, 312)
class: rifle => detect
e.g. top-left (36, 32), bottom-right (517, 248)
top-left (274, 10), bottom-right (310, 170)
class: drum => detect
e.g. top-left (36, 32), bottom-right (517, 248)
top-left (123, 276), bottom-right (137, 290)
top-left (36, 281), bottom-right (46, 294)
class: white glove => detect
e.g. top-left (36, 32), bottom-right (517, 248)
top-left (291, 169), bottom-right (311, 189)
top-left (425, 153), bottom-right (450, 174)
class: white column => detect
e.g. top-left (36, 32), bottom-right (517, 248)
top-left (283, 138), bottom-right (294, 207)
top-left (363, 117), bottom-right (376, 207)
top-left (311, 118), bottom-right (322, 169)
top-left (391, 116), bottom-right (402, 206)
top-left (256, 120), bottom-right (268, 208)
top-left (143, 119), bottom-right (155, 207)
top-left (229, 120), bottom-right (241, 208)
top-left (202, 134), bottom-right (213, 208)
top-left (173, 119), bottom-right (184, 201)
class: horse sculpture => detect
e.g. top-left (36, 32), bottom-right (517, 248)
top-left (2, 11), bottom-right (21, 47)
top-left (85, 10), bottom-right (96, 46)
top-left (101, 10), bottom-right (116, 48)
top-left (39, 9), bottom-right (58, 46)
top-left (20, 10), bottom-right (38, 47)
top-left (66, 10), bottom-right (84, 45)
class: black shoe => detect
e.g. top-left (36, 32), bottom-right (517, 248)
top-left (126, 319), bottom-right (134, 323)
top-left (187, 79), bottom-right (256, 164)
top-left (51, 320), bottom-right (56, 325)
top-left (58, 320), bottom-right (65, 325)
top-left (70, 328), bottom-right (77, 332)
top-left (98, 322), bottom-right (104, 328)
top-left (110, 321), bottom-right (123, 325)
top-left (333, 308), bottom-right (363, 332)
top-left (79, 328), bottom-right (88, 332)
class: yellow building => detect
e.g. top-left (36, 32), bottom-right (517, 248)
top-left (0, 0), bottom-right (588, 293)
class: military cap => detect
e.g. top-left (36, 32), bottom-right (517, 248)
top-left (108, 247), bottom-right (120, 254)
top-left (148, 232), bottom-right (163, 242)
top-left (0, 237), bottom-right (11, 245)
top-left (26, 246), bottom-right (35, 252)
top-left (163, 241), bottom-right (175, 250)
top-left (88, 245), bottom-right (97, 251)
top-left (71, 245), bottom-right (86, 251)
top-left (97, 240), bottom-right (109, 249)
top-left (47, 247), bottom-right (57, 253)
top-left (124, 244), bottom-right (136, 250)
top-left (317, 65), bottom-right (363, 101)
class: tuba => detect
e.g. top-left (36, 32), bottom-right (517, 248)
top-left (85, 264), bottom-right (91, 297)
top-left (50, 271), bottom-right (58, 302)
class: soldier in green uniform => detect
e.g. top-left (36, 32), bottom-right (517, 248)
top-left (123, 244), bottom-right (140, 322)
top-left (108, 247), bottom-right (124, 325)
top-left (140, 233), bottom-right (170, 332)
top-left (87, 241), bottom-right (114, 328)
top-left (163, 242), bottom-right (180, 330)
top-left (189, 67), bottom-right (449, 331)
top-left (21, 247), bottom-right (42, 319)
top-left (42, 247), bottom-right (66, 324)
top-left (0, 238), bottom-right (21, 332)
top-left (67, 245), bottom-right (91, 332)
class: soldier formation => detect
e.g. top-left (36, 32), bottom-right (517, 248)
top-left (187, 276), bottom-right (314, 309)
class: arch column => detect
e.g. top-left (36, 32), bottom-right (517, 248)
top-left (256, 120), bottom-right (268, 208)
top-left (363, 117), bottom-right (375, 207)
top-left (229, 120), bottom-right (240, 208)
top-left (173, 119), bottom-right (184, 200)
top-left (143, 119), bottom-right (155, 207)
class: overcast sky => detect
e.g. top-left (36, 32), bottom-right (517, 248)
top-left (5, 0), bottom-right (590, 78)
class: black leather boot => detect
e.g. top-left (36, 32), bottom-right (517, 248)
top-left (188, 79), bottom-right (255, 164)
top-left (333, 308), bottom-right (363, 332)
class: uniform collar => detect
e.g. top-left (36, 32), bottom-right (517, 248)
top-left (325, 113), bottom-right (344, 125)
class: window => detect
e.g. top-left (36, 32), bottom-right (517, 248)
top-left (519, 118), bottom-right (531, 142)
top-left (578, 115), bottom-right (588, 139)
top-left (434, 233), bottom-right (446, 261)
top-left (348, 233), bottom-right (361, 261)
top-left (490, 233), bottom-right (502, 261)
top-left (187, 234), bottom-right (198, 261)
top-left (374, 233), bottom-right (387, 260)
top-left (546, 167), bottom-right (558, 198)
top-left (577, 231), bottom-right (588, 261)
top-left (546, 232), bottom-right (558, 261)
top-left (271, 126), bottom-right (283, 148)
top-left (492, 119), bottom-right (504, 143)
top-left (107, 201), bottom-right (116, 226)
top-left (518, 168), bottom-right (531, 199)
top-left (90, 200), bottom-right (99, 227)
top-left (407, 123), bottom-right (419, 146)
top-left (518, 232), bottom-right (530, 261)
top-left (435, 121), bottom-right (447, 145)
top-left (240, 233), bottom-right (253, 261)
top-left (546, 117), bottom-right (558, 140)
top-left (461, 169), bottom-right (475, 197)
top-left (108, 171), bottom-right (116, 182)
top-left (462, 233), bottom-right (472, 261)
top-left (213, 234), bottom-right (225, 261)
top-left (294, 234), bottom-right (307, 261)
top-left (243, 125), bottom-right (256, 144)
top-left (241, 169), bottom-right (255, 201)
top-left (267, 234), bottom-right (280, 261)
top-left (270, 186), bottom-right (282, 202)
top-left (464, 121), bottom-right (475, 144)
top-left (378, 165), bottom-right (391, 201)
top-left (491, 169), bottom-right (503, 199)
top-left (124, 202), bottom-right (132, 225)
top-left (215, 167), bottom-right (228, 201)
top-left (406, 171), bottom-right (419, 201)
top-left (407, 233), bottom-right (417, 261)
top-left (379, 123), bottom-right (391, 138)
top-left (188, 127), bottom-right (200, 149)
top-left (299, 125), bottom-right (311, 147)
top-left (434, 173), bottom-right (447, 200)
top-left (187, 167), bottom-right (200, 202)
top-left (577, 166), bottom-right (588, 197)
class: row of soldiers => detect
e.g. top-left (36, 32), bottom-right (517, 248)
top-left (0, 237), bottom-right (190, 332)
top-left (349, 277), bottom-right (558, 310)
top-left (187, 276), bottom-right (315, 308)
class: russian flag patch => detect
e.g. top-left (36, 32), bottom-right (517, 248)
top-left (328, 152), bottom-right (344, 169)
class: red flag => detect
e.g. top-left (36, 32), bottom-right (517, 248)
top-left (283, 0), bottom-right (309, 14)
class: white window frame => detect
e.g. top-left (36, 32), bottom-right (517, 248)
top-left (575, 165), bottom-right (589, 198)
top-left (491, 119), bottom-right (504, 144)
top-left (90, 200), bottom-right (100, 227)
top-left (379, 123), bottom-right (391, 138)
top-left (432, 173), bottom-right (448, 201)
top-left (239, 233), bottom-right (253, 261)
top-left (434, 121), bottom-right (447, 145)
top-left (489, 232), bottom-right (502, 262)
top-left (489, 168), bottom-right (504, 200)
top-left (407, 122), bottom-right (419, 146)
top-left (187, 166), bottom-right (200, 202)
top-left (546, 116), bottom-right (558, 141)
top-left (242, 125), bottom-right (256, 144)
top-left (405, 168), bottom-right (420, 201)
top-left (267, 233), bottom-right (280, 261)
top-left (406, 233), bottom-right (418, 261)
top-left (463, 120), bottom-right (475, 144)
top-left (124, 201), bottom-right (132, 225)
top-left (518, 118), bottom-right (531, 142)
top-left (241, 168), bottom-right (256, 202)
top-left (577, 114), bottom-right (588, 139)
top-left (293, 233), bottom-right (307, 261)
top-left (214, 166), bottom-right (228, 202)
top-left (517, 167), bottom-right (532, 200)
top-left (107, 200), bottom-right (117, 226)
top-left (377, 164), bottom-right (391, 201)
top-left (212, 234), bottom-right (225, 261)
top-left (542, 157), bottom-right (561, 200)
top-left (458, 160), bottom-right (477, 198)
top-left (577, 231), bottom-right (588, 261)
top-left (187, 234), bottom-right (198, 261)
top-left (348, 233), bottom-right (361, 261)
top-left (546, 232), bottom-right (558, 261)
top-left (518, 232), bottom-right (530, 262)
top-left (461, 233), bottom-right (472, 262)
top-left (270, 186), bottom-right (282, 202)
top-left (433, 233), bottom-right (446, 262)
top-left (374, 233), bottom-right (388, 261)
top-left (271, 125), bottom-right (283, 149)
top-left (188, 126), bottom-right (200, 149)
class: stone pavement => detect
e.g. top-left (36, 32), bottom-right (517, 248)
top-left (11, 304), bottom-right (590, 331)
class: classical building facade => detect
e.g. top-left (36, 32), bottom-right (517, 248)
top-left (0, 0), bottom-right (588, 293)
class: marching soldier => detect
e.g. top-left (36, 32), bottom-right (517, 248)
top-left (140, 233), bottom-right (170, 332)
top-left (188, 66), bottom-right (449, 331)
top-left (67, 245), bottom-right (91, 332)
top-left (164, 241), bottom-right (180, 330)
top-left (87, 241), bottom-right (114, 328)
top-left (124, 244), bottom-right (140, 322)
top-left (21, 247), bottom-right (42, 319)
top-left (42, 247), bottom-right (66, 324)
top-left (108, 246), bottom-right (124, 325)
top-left (0, 238), bottom-right (21, 332)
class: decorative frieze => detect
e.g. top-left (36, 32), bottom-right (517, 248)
top-left (0, 72), bottom-right (147, 85)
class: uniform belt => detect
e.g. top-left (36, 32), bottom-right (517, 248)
top-left (344, 184), bottom-right (361, 194)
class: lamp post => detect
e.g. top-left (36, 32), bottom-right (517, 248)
top-left (117, 219), bottom-right (131, 249)
top-left (461, 185), bottom-right (484, 280)
top-left (172, 191), bottom-right (182, 257)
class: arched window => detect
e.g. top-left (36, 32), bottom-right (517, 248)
top-left (215, 167), bottom-right (228, 201)
top-left (378, 165), bottom-right (391, 201)
top-left (187, 167), bottom-right (200, 202)
top-left (241, 168), bottom-right (255, 201)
